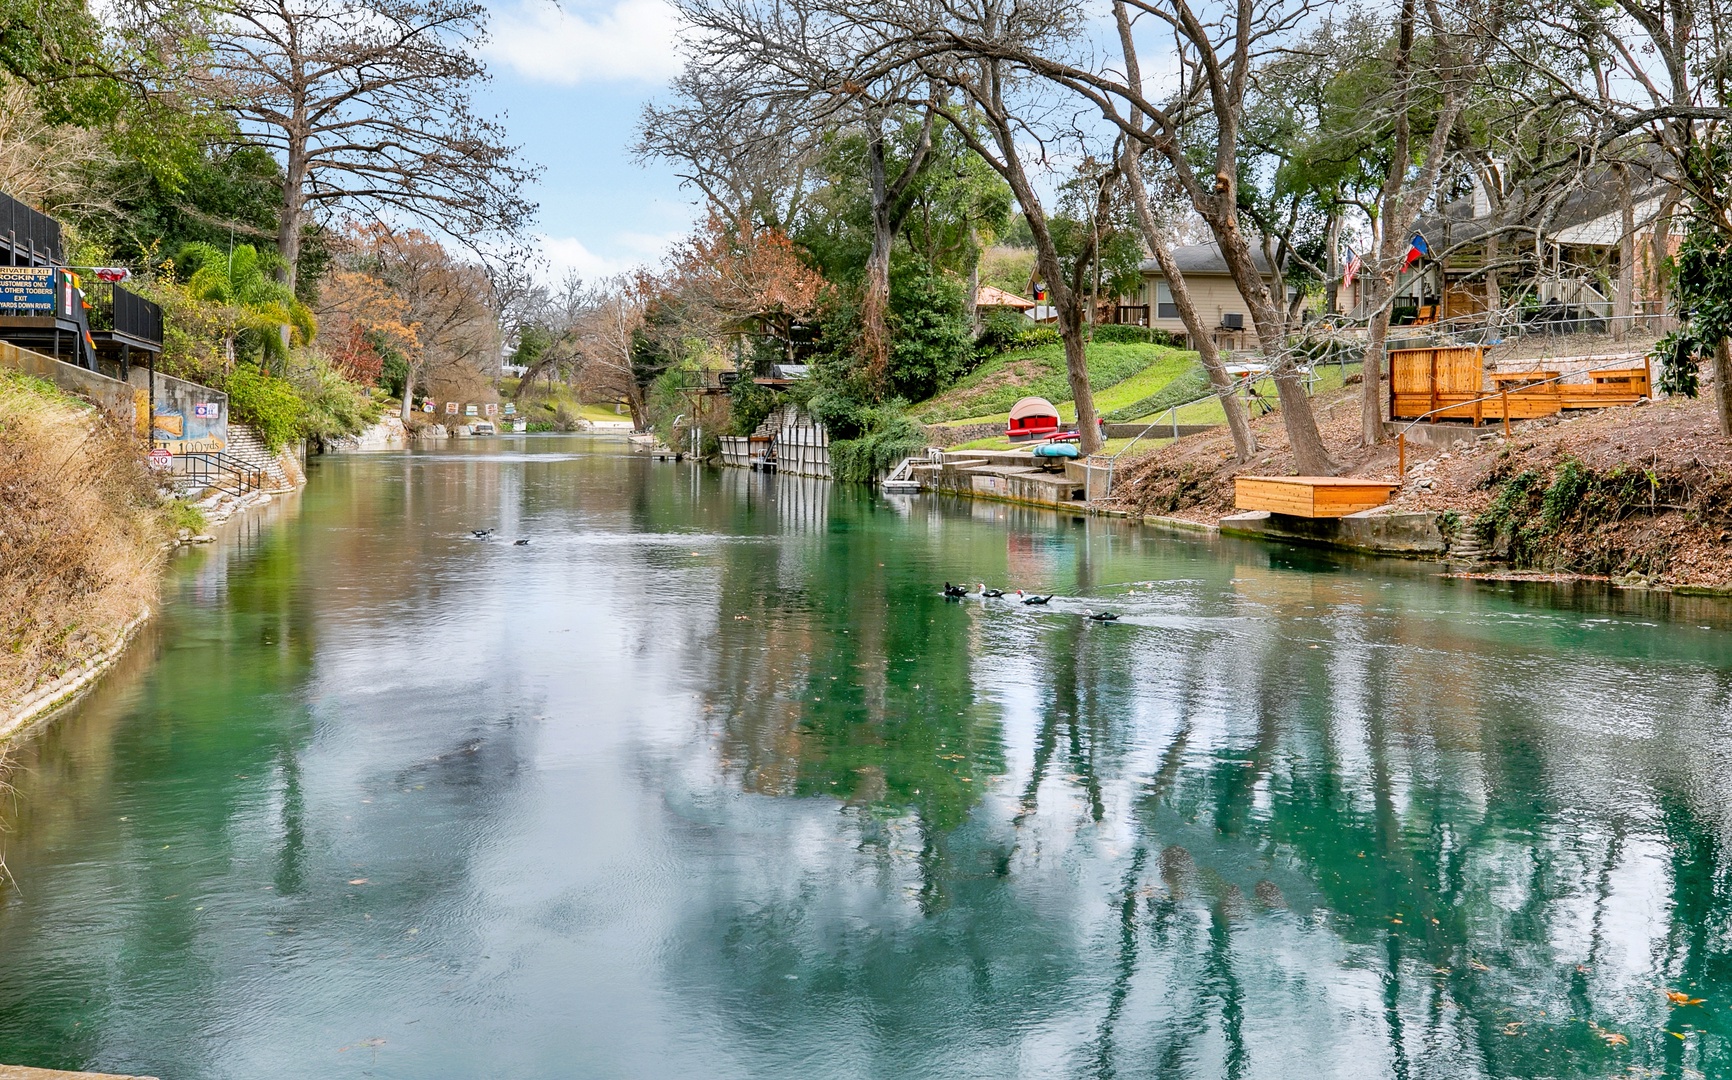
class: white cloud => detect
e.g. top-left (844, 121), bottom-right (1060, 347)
top-left (535, 234), bottom-right (635, 280)
top-left (486, 0), bottom-right (684, 85)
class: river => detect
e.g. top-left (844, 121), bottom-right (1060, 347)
top-left (2, 435), bottom-right (1731, 1079)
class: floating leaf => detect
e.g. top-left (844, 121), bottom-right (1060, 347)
top-left (348, 878), bottom-right (369, 885)
top-left (1667, 990), bottom-right (1706, 1006)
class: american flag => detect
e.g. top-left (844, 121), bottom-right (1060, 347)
top-left (1341, 246), bottom-right (1362, 288)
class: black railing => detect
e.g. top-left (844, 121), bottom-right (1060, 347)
top-left (170, 452), bottom-right (264, 497)
top-left (0, 192), bottom-right (62, 267)
top-left (84, 281), bottom-right (164, 347)
top-left (112, 285), bottom-right (163, 345)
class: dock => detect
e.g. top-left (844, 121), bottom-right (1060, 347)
top-left (0, 1067), bottom-right (158, 1080)
top-left (1233, 476), bottom-right (1400, 518)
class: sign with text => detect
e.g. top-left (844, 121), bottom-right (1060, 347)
top-left (503, 402), bottom-right (515, 415)
top-left (0, 266), bottom-right (55, 309)
top-left (465, 404), bottom-right (478, 416)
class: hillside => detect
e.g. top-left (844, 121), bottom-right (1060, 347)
top-left (914, 342), bottom-right (1196, 425)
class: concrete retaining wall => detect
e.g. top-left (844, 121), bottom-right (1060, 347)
top-left (1219, 508), bottom-right (1449, 556)
top-left (128, 368), bottom-right (227, 452)
top-left (0, 340), bottom-right (147, 435)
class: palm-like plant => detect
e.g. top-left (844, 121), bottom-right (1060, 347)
top-left (177, 242), bottom-right (317, 370)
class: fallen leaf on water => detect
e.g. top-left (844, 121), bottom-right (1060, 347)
top-left (1469, 959), bottom-right (1491, 972)
top-left (348, 878), bottom-right (369, 885)
top-left (1666, 990), bottom-right (1706, 1006)
top-left (1503, 1022), bottom-right (1524, 1036)
top-left (1671, 1031), bottom-right (1688, 1040)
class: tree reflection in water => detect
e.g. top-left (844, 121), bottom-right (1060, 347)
top-left (678, 473), bottom-right (1732, 1079)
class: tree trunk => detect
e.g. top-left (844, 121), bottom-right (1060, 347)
top-left (400, 364), bottom-right (416, 424)
top-left (862, 122), bottom-right (894, 389)
top-left (1361, 297), bottom-right (1392, 447)
top-left (1120, 147), bottom-right (1255, 460)
top-left (1716, 338), bottom-right (1732, 437)
top-left (1614, 165), bottom-right (1634, 341)
top-left (1209, 209), bottom-right (1335, 474)
top-left (277, 141), bottom-right (307, 293)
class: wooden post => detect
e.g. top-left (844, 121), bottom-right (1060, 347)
top-left (1428, 349), bottom-right (1439, 422)
top-left (1501, 389), bottom-right (1511, 436)
top-left (1398, 430), bottom-right (1406, 482)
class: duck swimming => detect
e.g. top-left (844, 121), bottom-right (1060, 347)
top-left (1019, 591), bottom-right (1053, 605)
top-left (514, 538), bottom-right (530, 546)
top-left (470, 528), bottom-right (494, 538)
top-left (1087, 610), bottom-right (1121, 622)
top-left (943, 582), bottom-right (969, 598)
top-left (978, 584), bottom-right (1005, 598)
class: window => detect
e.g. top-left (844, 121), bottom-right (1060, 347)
top-left (1155, 282), bottom-right (1178, 320)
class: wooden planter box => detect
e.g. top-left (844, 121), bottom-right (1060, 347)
top-left (1234, 476), bottom-right (1400, 519)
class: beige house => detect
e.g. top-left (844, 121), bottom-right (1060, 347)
top-left (1114, 243), bottom-right (1283, 347)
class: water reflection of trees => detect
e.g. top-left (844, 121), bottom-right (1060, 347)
top-left (681, 505), bottom-right (1732, 1078)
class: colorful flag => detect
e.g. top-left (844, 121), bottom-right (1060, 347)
top-left (94, 268), bottom-right (131, 283)
top-left (1341, 246), bottom-right (1362, 288)
top-left (1401, 234), bottom-right (1431, 271)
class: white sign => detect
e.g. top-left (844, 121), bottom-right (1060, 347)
top-left (465, 404), bottom-right (478, 416)
top-left (148, 447), bottom-right (172, 470)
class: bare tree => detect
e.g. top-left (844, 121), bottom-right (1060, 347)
top-left (897, 0), bottom-right (1340, 472)
top-left (190, 0), bottom-right (537, 291)
top-left (662, 0), bottom-right (938, 388)
top-left (635, 64), bottom-right (822, 232)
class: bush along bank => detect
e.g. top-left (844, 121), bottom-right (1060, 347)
top-left (1471, 452), bottom-right (1732, 590)
top-left (1, 371), bottom-right (173, 730)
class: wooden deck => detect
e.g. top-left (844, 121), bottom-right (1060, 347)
top-left (1389, 347), bottom-right (1652, 423)
top-left (1234, 476), bottom-right (1400, 518)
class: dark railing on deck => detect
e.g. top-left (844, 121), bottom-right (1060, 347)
top-left (0, 192), bottom-right (62, 267)
top-left (112, 285), bottom-right (163, 345)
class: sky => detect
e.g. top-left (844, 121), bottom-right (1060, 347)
top-left (473, 0), bottom-right (698, 282)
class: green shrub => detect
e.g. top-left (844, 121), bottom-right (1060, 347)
top-left (288, 355), bottom-right (382, 444)
top-left (164, 498), bottom-right (206, 533)
top-left (1091, 324), bottom-right (1185, 347)
top-left (974, 308), bottom-right (1027, 354)
top-left (1017, 326), bottom-right (1061, 348)
top-left (828, 407), bottom-right (925, 483)
top-left (223, 363), bottom-right (306, 450)
top-left (889, 268), bottom-right (974, 400)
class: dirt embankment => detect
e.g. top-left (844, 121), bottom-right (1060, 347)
top-left (1108, 382), bottom-right (1732, 590)
top-left (1, 372), bottom-right (169, 718)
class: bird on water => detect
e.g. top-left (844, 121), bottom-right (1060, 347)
top-left (977, 584), bottom-right (1005, 597)
top-left (1087, 611), bottom-right (1121, 622)
top-left (943, 582), bottom-right (969, 598)
top-left (1019, 591), bottom-right (1053, 605)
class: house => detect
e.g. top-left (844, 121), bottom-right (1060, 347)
top-left (1344, 161), bottom-right (1683, 329)
top-left (975, 284), bottom-right (1035, 314)
top-left (1112, 242), bottom-right (1287, 347)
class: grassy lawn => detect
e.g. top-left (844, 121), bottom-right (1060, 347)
top-left (945, 363), bottom-right (1364, 451)
top-left (915, 343), bottom-right (1193, 424)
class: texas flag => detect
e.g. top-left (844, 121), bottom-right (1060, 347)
top-left (1401, 234), bottom-right (1431, 271)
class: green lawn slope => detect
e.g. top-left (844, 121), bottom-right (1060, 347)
top-left (914, 343), bottom-right (1195, 425)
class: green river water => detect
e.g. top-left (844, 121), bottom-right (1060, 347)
top-left (4, 435), bottom-right (1732, 1079)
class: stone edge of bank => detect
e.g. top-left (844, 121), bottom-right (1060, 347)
top-left (0, 608), bottom-right (150, 746)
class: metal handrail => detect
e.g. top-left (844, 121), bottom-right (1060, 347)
top-left (170, 451), bottom-right (266, 497)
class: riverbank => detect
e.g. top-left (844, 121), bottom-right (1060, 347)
top-left (0, 371), bottom-right (169, 732)
top-left (0, 371), bottom-right (302, 738)
top-left (1103, 379), bottom-right (1732, 591)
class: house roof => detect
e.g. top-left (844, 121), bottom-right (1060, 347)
top-left (1416, 158), bottom-right (1677, 251)
top-left (1139, 242), bottom-right (1273, 277)
top-left (976, 284), bottom-right (1034, 309)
